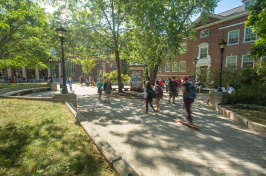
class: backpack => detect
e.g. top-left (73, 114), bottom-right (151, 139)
top-left (156, 86), bottom-right (163, 98)
top-left (147, 88), bottom-right (156, 99)
top-left (187, 83), bottom-right (197, 99)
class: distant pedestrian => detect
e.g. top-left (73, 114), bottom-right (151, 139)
top-left (182, 75), bottom-right (196, 124)
top-left (167, 77), bottom-right (178, 104)
top-left (58, 76), bottom-right (63, 91)
top-left (104, 78), bottom-right (112, 103)
top-left (79, 75), bottom-right (83, 87)
top-left (97, 79), bottom-right (104, 100)
top-left (144, 81), bottom-right (156, 113)
top-left (12, 75), bottom-right (16, 84)
top-left (154, 80), bottom-right (163, 111)
top-left (89, 76), bottom-right (93, 87)
top-left (68, 77), bottom-right (73, 91)
top-left (166, 78), bottom-right (171, 92)
top-left (177, 77), bottom-right (182, 95)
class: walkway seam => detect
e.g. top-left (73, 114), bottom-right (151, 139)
top-left (65, 101), bottom-right (140, 176)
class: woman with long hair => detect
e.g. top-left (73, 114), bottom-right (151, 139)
top-left (144, 81), bottom-right (156, 113)
top-left (104, 78), bottom-right (112, 103)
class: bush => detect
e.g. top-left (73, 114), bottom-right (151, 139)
top-left (102, 70), bottom-right (130, 83)
top-left (229, 84), bottom-right (266, 106)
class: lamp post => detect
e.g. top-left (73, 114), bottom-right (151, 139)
top-left (217, 39), bottom-right (227, 92)
top-left (48, 58), bottom-right (53, 83)
top-left (56, 25), bottom-right (68, 94)
top-left (194, 57), bottom-right (198, 82)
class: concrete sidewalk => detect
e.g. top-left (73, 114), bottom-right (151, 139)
top-left (25, 84), bottom-right (265, 175)
top-left (71, 84), bottom-right (265, 176)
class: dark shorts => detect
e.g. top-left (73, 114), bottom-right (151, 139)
top-left (98, 88), bottom-right (102, 95)
top-left (169, 91), bottom-right (177, 97)
top-left (80, 81), bottom-right (83, 84)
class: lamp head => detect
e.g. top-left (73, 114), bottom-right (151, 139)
top-left (219, 39), bottom-right (227, 49)
top-left (194, 58), bottom-right (198, 63)
top-left (56, 25), bottom-right (67, 39)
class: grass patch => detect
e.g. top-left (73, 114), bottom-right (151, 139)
top-left (225, 104), bottom-right (266, 126)
top-left (0, 83), bottom-right (46, 90)
top-left (0, 99), bottom-right (116, 176)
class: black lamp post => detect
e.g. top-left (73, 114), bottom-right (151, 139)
top-left (217, 39), bottom-right (227, 92)
top-left (48, 58), bottom-right (53, 83)
top-left (194, 57), bottom-right (198, 81)
top-left (56, 25), bottom-right (68, 94)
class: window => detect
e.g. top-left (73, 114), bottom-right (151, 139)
top-left (172, 62), bottom-right (178, 72)
top-left (245, 1), bottom-right (253, 10)
top-left (51, 65), bottom-right (58, 78)
top-left (179, 61), bottom-right (186, 72)
top-left (0, 69), bottom-right (6, 79)
top-left (158, 66), bottom-right (161, 73)
top-left (198, 43), bottom-right (210, 59)
top-left (242, 55), bottom-right (254, 68)
top-left (180, 43), bottom-right (187, 54)
top-left (101, 62), bottom-right (106, 74)
top-left (13, 67), bottom-right (23, 78)
top-left (65, 60), bottom-right (76, 77)
top-left (200, 29), bottom-right (209, 38)
top-left (228, 30), bottom-right (239, 45)
top-left (200, 48), bottom-right (208, 58)
top-left (110, 63), bottom-right (117, 72)
top-left (226, 56), bottom-right (237, 69)
top-left (165, 63), bottom-right (170, 72)
top-left (244, 27), bottom-right (256, 42)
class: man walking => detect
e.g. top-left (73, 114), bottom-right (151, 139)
top-left (182, 75), bottom-right (196, 124)
top-left (167, 77), bottom-right (178, 104)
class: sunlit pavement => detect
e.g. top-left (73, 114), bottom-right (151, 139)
top-left (35, 83), bottom-right (266, 176)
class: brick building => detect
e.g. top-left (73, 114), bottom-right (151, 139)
top-left (157, 0), bottom-right (264, 80)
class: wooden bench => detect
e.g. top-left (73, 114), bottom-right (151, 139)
top-left (1, 87), bottom-right (51, 96)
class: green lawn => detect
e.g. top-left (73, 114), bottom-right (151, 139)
top-left (0, 99), bottom-right (116, 176)
top-left (0, 83), bottom-right (47, 90)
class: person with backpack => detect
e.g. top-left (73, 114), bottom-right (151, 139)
top-left (104, 78), bottom-right (112, 104)
top-left (154, 80), bottom-right (163, 111)
top-left (144, 81), bottom-right (157, 113)
top-left (167, 77), bottom-right (178, 104)
top-left (182, 75), bottom-right (197, 124)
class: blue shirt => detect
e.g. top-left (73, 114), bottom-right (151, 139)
top-left (97, 82), bottom-right (103, 90)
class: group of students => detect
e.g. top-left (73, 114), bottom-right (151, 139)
top-left (79, 76), bottom-right (97, 87)
top-left (96, 78), bottom-right (112, 104)
top-left (144, 75), bottom-right (196, 124)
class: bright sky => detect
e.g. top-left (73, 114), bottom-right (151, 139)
top-left (191, 0), bottom-right (243, 21)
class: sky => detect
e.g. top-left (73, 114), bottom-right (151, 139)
top-left (191, 0), bottom-right (244, 21)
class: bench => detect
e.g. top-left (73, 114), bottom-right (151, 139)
top-left (1, 87), bottom-right (51, 96)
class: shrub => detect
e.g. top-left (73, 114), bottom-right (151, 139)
top-left (102, 70), bottom-right (130, 83)
top-left (229, 84), bottom-right (266, 106)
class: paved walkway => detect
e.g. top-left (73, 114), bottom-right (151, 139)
top-left (23, 84), bottom-right (266, 175)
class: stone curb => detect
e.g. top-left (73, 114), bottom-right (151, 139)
top-left (212, 103), bottom-right (266, 134)
top-left (65, 102), bottom-right (139, 176)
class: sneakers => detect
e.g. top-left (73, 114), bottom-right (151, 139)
top-left (172, 102), bottom-right (176, 104)
top-left (168, 100), bottom-right (170, 103)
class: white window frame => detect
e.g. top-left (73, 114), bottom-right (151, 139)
top-left (179, 61), bottom-right (186, 72)
top-left (244, 27), bottom-right (257, 43)
top-left (172, 62), bottom-right (178, 72)
top-left (158, 66), bottom-right (161, 73)
top-left (200, 29), bottom-right (209, 38)
top-left (226, 56), bottom-right (237, 69)
top-left (242, 55), bottom-right (254, 68)
top-left (180, 42), bottom-right (187, 54)
top-left (165, 63), bottom-right (170, 72)
top-left (198, 43), bottom-right (210, 59)
top-left (227, 29), bottom-right (239, 45)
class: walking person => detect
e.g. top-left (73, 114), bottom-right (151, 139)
top-left (154, 80), bottom-right (163, 111)
top-left (104, 78), bottom-right (112, 103)
top-left (144, 81), bottom-right (157, 113)
top-left (79, 75), bottom-right (83, 87)
top-left (12, 75), bottom-right (16, 84)
top-left (167, 77), bottom-right (178, 104)
top-left (182, 75), bottom-right (196, 124)
top-left (97, 79), bottom-right (104, 100)
top-left (68, 77), bottom-right (73, 91)
top-left (177, 77), bottom-right (182, 95)
top-left (166, 78), bottom-right (171, 92)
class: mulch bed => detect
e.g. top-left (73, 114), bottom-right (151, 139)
top-left (221, 104), bottom-right (266, 113)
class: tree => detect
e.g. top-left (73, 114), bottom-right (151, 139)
top-left (0, 0), bottom-right (52, 69)
top-left (77, 57), bottom-right (96, 77)
top-left (121, 0), bottom-right (219, 84)
top-left (246, 0), bottom-right (266, 59)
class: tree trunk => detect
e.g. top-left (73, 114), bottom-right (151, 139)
top-left (115, 50), bottom-right (122, 93)
top-left (149, 65), bottom-right (158, 85)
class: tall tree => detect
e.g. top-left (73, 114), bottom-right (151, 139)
top-left (246, 0), bottom-right (266, 59)
top-left (0, 0), bottom-right (52, 69)
top-left (121, 0), bottom-right (219, 84)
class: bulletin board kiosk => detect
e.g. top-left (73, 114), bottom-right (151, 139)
top-left (128, 64), bottom-right (146, 91)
